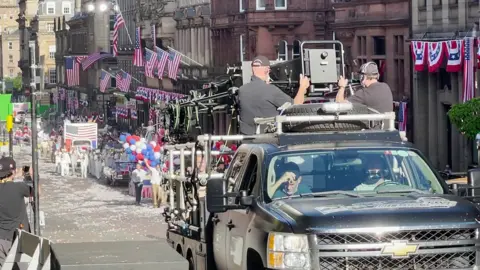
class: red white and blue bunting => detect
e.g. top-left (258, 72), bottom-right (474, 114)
top-left (116, 106), bottom-right (128, 118)
top-left (411, 38), bottom-right (480, 73)
top-left (135, 86), bottom-right (185, 103)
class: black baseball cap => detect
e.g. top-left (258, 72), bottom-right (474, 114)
top-left (0, 157), bottom-right (16, 178)
top-left (251, 55), bottom-right (270, 67)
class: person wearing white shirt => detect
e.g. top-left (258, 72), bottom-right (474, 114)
top-left (146, 162), bottom-right (164, 208)
top-left (131, 163), bottom-right (147, 205)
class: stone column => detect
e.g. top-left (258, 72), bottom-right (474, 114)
top-left (205, 27), bottom-right (211, 66)
top-left (457, 0), bottom-right (466, 30)
top-left (441, 0), bottom-right (449, 31)
top-left (413, 71), bottom-right (429, 155)
top-left (437, 94), bottom-right (448, 170)
top-left (427, 73), bottom-right (438, 167)
top-left (412, 0), bottom-right (419, 32)
top-left (451, 73), bottom-right (461, 170)
top-left (198, 26), bottom-right (204, 65)
top-left (189, 27), bottom-right (193, 59)
top-left (426, 0), bottom-right (433, 26)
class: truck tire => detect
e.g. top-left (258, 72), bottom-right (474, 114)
top-left (281, 103), bottom-right (371, 132)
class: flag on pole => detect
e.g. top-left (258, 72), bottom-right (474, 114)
top-left (81, 52), bottom-right (113, 71)
top-left (156, 46), bottom-right (169, 78)
top-left (133, 27), bottom-right (144, 66)
top-left (99, 70), bottom-right (111, 93)
top-left (66, 57), bottom-right (79, 86)
top-left (463, 37), bottom-right (475, 102)
top-left (151, 24), bottom-right (156, 48)
top-left (116, 70), bottom-right (132, 92)
top-left (167, 50), bottom-right (181, 80)
top-left (113, 13), bottom-right (125, 56)
top-left (145, 48), bottom-right (158, 78)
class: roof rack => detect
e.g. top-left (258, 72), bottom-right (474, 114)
top-left (253, 112), bottom-right (396, 134)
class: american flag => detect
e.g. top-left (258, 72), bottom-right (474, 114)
top-left (156, 46), bottom-right (169, 78)
top-left (145, 48), bottom-right (158, 78)
top-left (463, 37), bottom-right (475, 102)
top-left (81, 52), bottom-right (113, 71)
top-left (133, 27), bottom-right (144, 66)
top-left (116, 70), bottom-right (132, 92)
top-left (131, 110), bottom-right (138, 119)
top-left (151, 24), bottom-right (156, 48)
top-left (398, 102), bottom-right (407, 132)
top-left (99, 70), bottom-right (111, 93)
top-left (113, 13), bottom-right (125, 56)
top-left (167, 50), bottom-right (181, 80)
top-left (65, 124), bottom-right (97, 141)
top-left (66, 57), bottom-right (79, 86)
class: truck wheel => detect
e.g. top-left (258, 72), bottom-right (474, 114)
top-left (281, 103), bottom-right (371, 132)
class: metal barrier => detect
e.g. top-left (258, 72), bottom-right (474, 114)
top-left (1, 229), bottom-right (59, 270)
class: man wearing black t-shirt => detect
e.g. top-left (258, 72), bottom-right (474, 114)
top-left (0, 157), bottom-right (32, 266)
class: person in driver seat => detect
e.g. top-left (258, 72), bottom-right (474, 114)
top-left (269, 162), bottom-right (311, 198)
top-left (354, 156), bottom-right (389, 191)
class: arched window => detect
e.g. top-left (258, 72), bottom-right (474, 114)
top-left (292, 40), bottom-right (301, 59)
top-left (277, 40), bottom-right (287, 60)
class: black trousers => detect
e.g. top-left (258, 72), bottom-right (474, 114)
top-left (134, 183), bottom-right (142, 203)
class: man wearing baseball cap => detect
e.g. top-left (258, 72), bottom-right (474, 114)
top-left (0, 157), bottom-right (32, 266)
top-left (335, 61), bottom-right (393, 113)
top-left (237, 55), bottom-right (310, 135)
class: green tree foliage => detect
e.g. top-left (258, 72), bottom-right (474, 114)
top-left (447, 98), bottom-right (480, 139)
top-left (4, 76), bottom-right (22, 91)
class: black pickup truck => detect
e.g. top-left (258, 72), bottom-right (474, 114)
top-left (166, 104), bottom-right (480, 270)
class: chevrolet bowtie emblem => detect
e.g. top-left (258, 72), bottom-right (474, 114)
top-left (381, 241), bottom-right (418, 258)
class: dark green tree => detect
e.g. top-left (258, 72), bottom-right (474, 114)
top-left (447, 98), bottom-right (480, 139)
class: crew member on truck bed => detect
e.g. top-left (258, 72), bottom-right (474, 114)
top-left (238, 55), bottom-right (310, 135)
top-left (335, 61), bottom-right (393, 113)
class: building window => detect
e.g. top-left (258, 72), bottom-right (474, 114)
top-left (438, 68), bottom-right (451, 90)
top-left (292, 40), bottom-right (301, 59)
top-left (239, 34), bottom-right (245, 62)
top-left (256, 0), bottom-right (266, 10)
top-left (49, 68), bottom-right (57, 84)
top-left (356, 36), bottom-right (367, 56)
top-left (46, 2), bottom-right (55, 14)
top-left (62, 2), bottom-right (71, 14)
top-left (47, 23), bottom-right (54, 32)
top-left (394, 35), bottom-right (404, 56)
top-left (49, 45), bottom-right (56, 59)
top-left (275, 0), bottom-right (287, 9)
top-left (9, 69), bottom-right (13, 77)
top-left (8, 55), bottom-right (13, 63)
top-left (240, 0), bottom-right (244, 12)
top-left (277, 40), bottom-right (288, 60)
top-left (373, 36), bottom-right (386, 55)
top-left (8, 42), bottom-right (12, 50)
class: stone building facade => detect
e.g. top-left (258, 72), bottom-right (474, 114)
top-left (210, 0), bottom-right (333, 66)
top-left (0, 30), bottom-right (21, 79)
top-left (331, 0), bottom-right (410, 101)
top-left (173, 0), bottom-right (212, 92)
top-left (411, 0), bottom-right (479, 170)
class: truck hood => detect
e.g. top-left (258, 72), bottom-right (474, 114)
top-left (267, 195), bottom-right (480, 233)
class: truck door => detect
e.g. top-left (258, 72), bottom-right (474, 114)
top-left (212, 151), bottom-right (248, 270)
top-left (226, 151), bottom-right (260, 270)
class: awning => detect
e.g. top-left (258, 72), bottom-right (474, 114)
top-left (81, 52), bottom-right (113, 71)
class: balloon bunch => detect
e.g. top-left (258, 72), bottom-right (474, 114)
top-left (119, 134), bottom-right (162, 166)
top-left (212, 141), bottom-right (238, 167)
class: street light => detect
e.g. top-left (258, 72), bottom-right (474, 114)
top-left (99, 3), bottom-right (108, 12)
top-left (85, 0), bottom-right (116, 13)
top-left (86, 3), bottom-right (95, 12)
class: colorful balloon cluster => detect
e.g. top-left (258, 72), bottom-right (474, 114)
top-left (119, 134), bottom-right (162, 166)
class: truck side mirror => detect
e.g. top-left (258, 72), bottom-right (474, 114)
top-left (239, 190), bottom-right (254, 206)
top-left (467, 168), bottom-right (480, 197)
top-left (206, 178), bottom-right (228, 213)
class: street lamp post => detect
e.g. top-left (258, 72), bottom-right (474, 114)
top-left (29, 40), bottom-right (40, 236)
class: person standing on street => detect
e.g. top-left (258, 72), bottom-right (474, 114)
top-left (335, 61), bottom-right (393, 113)
top-left (131, 163), bottom-right (146, 205)
top-left (237, 55), bottom-right (310, 135)
top-left (0, 157), bottom-right (32, 266)
top-left (145, 162), bottom-right (164, 208)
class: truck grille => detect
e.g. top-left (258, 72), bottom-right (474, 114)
top-left (317, 229), bottom-right (476, 244)
top-left (316, 228), bottom-right (478, 270)
top-left (319, 251), bottom-right (475, 270)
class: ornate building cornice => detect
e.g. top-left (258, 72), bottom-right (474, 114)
top-left (136, 0), bottom-right (166, 22)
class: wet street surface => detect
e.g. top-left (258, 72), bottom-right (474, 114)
top-left (14, 146), bottom-right (168, 243)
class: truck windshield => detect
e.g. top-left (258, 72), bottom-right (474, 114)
top-left (266, 149), bottom-right (444, 200)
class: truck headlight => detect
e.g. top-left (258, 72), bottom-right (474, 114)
top-left (267, 233), bottom-right (310, 269)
